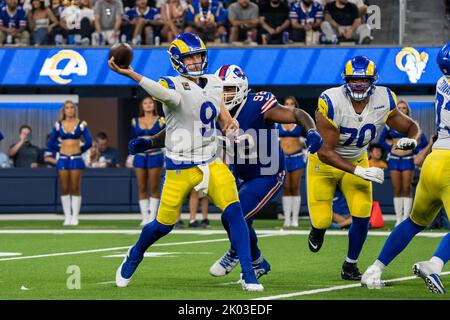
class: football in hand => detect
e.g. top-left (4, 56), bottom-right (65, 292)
top-left (109, 43), bottom-right (133, 68)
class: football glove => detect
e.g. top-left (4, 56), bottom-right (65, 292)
top-left (306, 129), bottom-right (323, 154)
top-left (354, 166), bottom-right (384, 184)
top-left (128, 137), bottom-right (152, 155)
top-left (395, 138), bottom-right (417, 150)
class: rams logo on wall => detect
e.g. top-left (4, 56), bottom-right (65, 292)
top-left (40, 50), bottom-right (87, 85)
top-left (395, 47), bottom-right (429, 84)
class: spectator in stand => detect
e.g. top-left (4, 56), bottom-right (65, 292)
top-left (0, 0), bottom-right (30, 45)
top-left (368, 143), bottom-right (387, 169)
top-left (27, 0), bottom-right (58, 45)
top-left (289, 0), bottom-right (323, 44)
top-left (8, 125), bottom-right (44, 168)
top-left (0, 131), bottom-right (11, 168)
top-left (122, 0), bottom-right (163, 45)
top-left (188, 190), bottom-right (209, 228)
top-left (321, 0), bottom-right (372, 44)
top-left (60, 0), bottom-right (95, 45)
top-left (92, 0), bottom-right (123, 45)
top-left (184, 0), bottom-right (227, 43)
top-left (160, 0), bottom-right (186, 42)
top-left (258, 0), bottom-right (290, 45)
top-left (95, 131), bottom-right (119, 167)
top-left (228, 0), bottom-right (259, 44)
top-left (84, 140), bottom-right (108, 168)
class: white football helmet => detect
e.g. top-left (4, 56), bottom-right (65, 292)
top-left (215, 65), bottom-right (249, 110)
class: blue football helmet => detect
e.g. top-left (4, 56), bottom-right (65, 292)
top-left (437, 42), bottom-right (450, 77)
top-left (168, 33), bottom-right (208, 77)
top-left (341, 56), bottom-right (379, 101)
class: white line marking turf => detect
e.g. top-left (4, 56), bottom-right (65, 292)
top-left (0, 229), bottom-right (446, 238)
top-left (252, 271), bottom-right (450, 300)
top-left (0, 234), bottom-right (276, 262)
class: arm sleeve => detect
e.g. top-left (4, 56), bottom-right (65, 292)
top-left (377, 126), bottom-right (392, 153)
top-left (139, 76), bottom-right (181, 108)
top-left (0, 131), bottom-right (3, 141)
top-left (80, 122), bottom-right (93, 153)
top-left (259, 92), bottom-right (278, 114)
top-left (46, 124), bottom-right (60, 152)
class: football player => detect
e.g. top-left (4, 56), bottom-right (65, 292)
top-left (361, 42), bottom-right (450, 294)
top-left (209, 64), bottom-right (323, 278)
top-left (308, 55), bottom-right (421, 281)
top-left (108, 33), bottom-right (263, 291)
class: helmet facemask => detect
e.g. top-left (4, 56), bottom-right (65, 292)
top-left (223, 83), bottom-right (249, 111)
top-left (169, 50), bottom-right (208, 77)
top-left (344, 76), bottom-right (377, 101)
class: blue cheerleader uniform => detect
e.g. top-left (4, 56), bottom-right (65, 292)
top-left (277, 123), bottom-right (305, 172)
top-left (131, 116), bottom-right (166, 169)
top-left (47, 120), bottom-right (93, 170)
top-left (378, 125), bottom-right (428, 171)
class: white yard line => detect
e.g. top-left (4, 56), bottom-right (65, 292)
top-left (252, 271), bottom-right (450, 300)
top-left (0, 234), bottom-right (276, 262)
top-left (0, 229), bottom-right (446, 238)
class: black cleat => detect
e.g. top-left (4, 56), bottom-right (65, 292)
top-left (341, 261), bottom-right (362, 281)
top-left (308, 227), bottom-right (326, 253)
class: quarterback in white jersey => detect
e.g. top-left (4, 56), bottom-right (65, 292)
top-left (362, 42), bottom-right (450, 294)
top-left (108, 33), bottom-right (263, 292)
top-left (307, 56), bottom-right (421, 281)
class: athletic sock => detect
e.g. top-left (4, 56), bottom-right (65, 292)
top-left (377, 218), bottom-right (425, 266)
top-left (402, 197), bottom-right (413, 221)
top-left (132, 219), bottom-right (173, 259)
top-left (71, 196), bottom-right (81, 225)
top-left (431, 232), bottom-right (450, 274)
top-left (393, 197), bottom-right (403, 226)
top-left (221, 202), bottom-right (253, 275)
top-left (139, 199), bottom-right (150, 224)
top-left (282, 196), bottom-right (293, 226)
top-left (346, 216), bottom-right (370, 262)
top-left (61, 195), bottom-right (71, 224)
top-left (291, 196), bottom-right (301, 227)
top-left (148, 197), bottom-right (159, 223)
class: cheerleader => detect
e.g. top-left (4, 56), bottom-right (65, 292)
top-left (47, 101), bottom-right (92, 226)
top-left (378, 100), bottom-right (428, 226)
top-left (277, 96), bottom-right (306, 228)
top-left (131, 96), bottom-right (165, 226)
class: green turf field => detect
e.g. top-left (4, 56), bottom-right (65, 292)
top-left (0, 219), bottom-right (448, 300)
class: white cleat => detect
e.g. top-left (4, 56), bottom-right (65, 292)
top-left (115, 248), bottom-right (133, 288)
top-left (209, 250), bottom-right (239, 277)
top-left (242, 282), bottom-right (264, 292)
top-left (70, 217), bottom-right (79, 226)
top-left (238, 274), bottom-right (264, 292)
top-left (413, 261), bottom-right (446, 294)
top-left (361, 264), bottom-right (385, 289)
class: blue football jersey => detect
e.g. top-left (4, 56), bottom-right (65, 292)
top-left (124, 6), bottom-right (161, 22)
top-left (289, 1), bottom-right (323, 25)
top-left (228, 91), bottom-right (285, 180)
top-left (0, 5), bottom-right (27, 29)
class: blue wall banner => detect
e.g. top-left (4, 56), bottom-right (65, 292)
top-left (0, 46), bottom-right (442, 86)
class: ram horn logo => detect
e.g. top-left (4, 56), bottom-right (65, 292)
top-left (396, 47), bottom-right (429, 84)
top-left (40, 50), bottom-right (87, 84)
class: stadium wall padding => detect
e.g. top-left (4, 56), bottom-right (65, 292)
top-left (0, 46), bottom-right (442, 86)
top-left (0, 168), bottom-right (412, 215)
